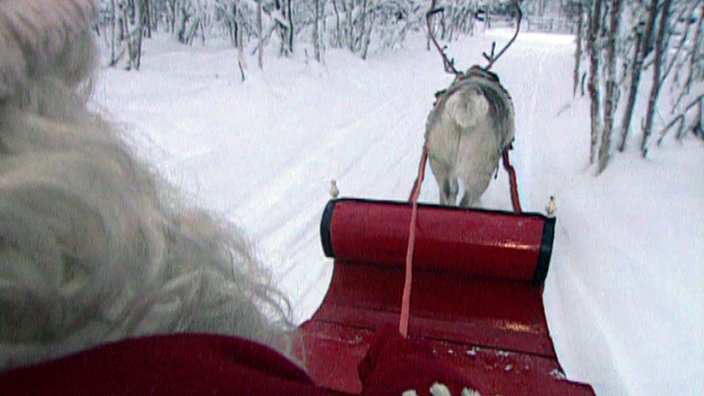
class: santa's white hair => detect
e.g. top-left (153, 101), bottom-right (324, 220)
top-left (0, 0), bottom-right (292, 370)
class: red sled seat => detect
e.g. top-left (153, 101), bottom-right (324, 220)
top-left (296, 198), bottom-right (595, 395)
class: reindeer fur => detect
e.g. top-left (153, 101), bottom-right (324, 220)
top-left (425, 66), bottom-right (515, 207)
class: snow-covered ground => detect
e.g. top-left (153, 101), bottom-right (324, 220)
top-left (92, 30), bottom-right (704, 395)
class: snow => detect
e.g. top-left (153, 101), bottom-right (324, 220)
top-left (91, 30), bottom-right (704, 395)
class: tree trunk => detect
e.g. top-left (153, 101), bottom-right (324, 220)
top-left (360, 11), bottom-right (375, 60)
top-left (313, 0), bottom-right (321, 62)
top-left (598, 0), bottom-right (623, 174)
top-left (120, 0), bottom-right (143, 70)
top-left (143, 0), bottom-right (152, 38)
top-left (257, 0), bottom-right (264, 69)
top-left (275, 0), bottom-right (293, 56)
top-left (136, 0), bottom-right (145, 69)
top-left (332, 0), bottom-right (342, 48)
top-left (235, 0), bottom-right (246, 81)
top-left (683, 5), bottom-right (703, 95)
top-left (573, 3), bottom-right (583, 97)
top-left (617, 28), bottom-right (643, 152)
top-left (287, 0), bottom-right (294, 53)
top-left (150, 0), bottom-right (158, 33)
top-left (167, 0), bottom-right (176, 33)
top-left (694, 99), bottom-right (703, 140)
top-left (230, 1), bottom-right (238, 44)
top-left (177, 3), bottom-right (189, 43)
top-left (618, 0), bottom-right (658, 152)
top-left (184, 16), bottom-right (200, 45)
top-left (321, 0), bottom-right (327, 56)
top-left (641, 0), bottom-right (672, 157)
top-left (110, 0), bottom-right (118, 65)
top-left (587, 0), bottom-right (603, 164)
top-left (357, 0), bottom-right (369, 53)
top-left (342, 0), bottom-right (354, 52)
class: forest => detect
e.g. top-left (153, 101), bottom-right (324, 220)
top-left (96, 0), bottom-right (703, 172)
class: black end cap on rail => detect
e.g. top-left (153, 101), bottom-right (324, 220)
top-left (320, 199), bottom-right (337, 258)
top-left (533, 216), bottom-right (556, 285)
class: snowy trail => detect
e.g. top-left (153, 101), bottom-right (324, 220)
top-left (94, 31), bottom-right (704, 396)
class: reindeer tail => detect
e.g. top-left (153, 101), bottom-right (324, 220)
top-left (444, 87), bottom-right (490, 130)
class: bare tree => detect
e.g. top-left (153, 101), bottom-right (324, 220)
top-left (358, 0), bottom-right (370, 56)
top-left (331, 0), bottom-right (343, 48)
top-left (342, 0), bottom-right (354, 51)
top-left (273, 0), bottom-right (294, 56)
top-left (571, 1), bottom-right (585, 97)
top-left (616, 1), bottom-right (651, 152)
top-left (143, 0), bottom-right (154, 37)
top-left (657, 3), bottom-right (704, 143)
top-left (682, 4), bottom-right (704, 96)
top-left (163, 0), bottom-right (176, 33)
top-left (107, 0), bottom-right (146, 70)
top-left (176, 0), bottom-right (189, 43)
top-left (587, 0), bottom-right (603, 164)
top-left (233, 0), bottom-right (247, 80)
top-left (313, 0), bottom-right (322, 62)
top-left (564, 0), bottom-right (704, 169)
top-left (640, 0), bottom-right (672, 156)
top-left (671, 3), bottom-right (704, 109)
top-left (110, 0), bottom-right (119, 65)
top-left (657, 94), bottom-right (704, 143)
top-left (257, 0), bottom-right (264, 69)
top-left (90, 0), bottom-right (525, 70)
top-left (597, 0), bottom-right (622, 174)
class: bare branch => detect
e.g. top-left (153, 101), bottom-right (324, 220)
top-left (657, 94), bottom-right (704, 145)
top-left (659, 2), bottom-right (699, 87)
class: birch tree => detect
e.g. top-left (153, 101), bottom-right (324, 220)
top-left (656, 2), bottom-right (704, 143)
top-left (640, 0), bottom-right (672, 156)
top-left (570, 1), bottom-right (585, 96)
top-left (123, 0), bottom-right (146, 70)
top-left (597, 0), bottom-right (622, 173)
top-left (273, 0), bottom-right (294, 56)
top-left (313, 0), bottom-right (322, 62)
top-left (586, 0), bottom-right (603, 165)
top-left (617, 0), bottom-right (654, 152)
top-left (573, 0), bottom-right (702, 171)
top-left (257, 0), bottom-right (264, 68)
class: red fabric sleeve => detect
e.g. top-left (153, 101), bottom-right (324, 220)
top-left (1, 329), bottom-right (479, 395)
top-left (358, 325), bottom-right (479, 396)
top-left (0, 333), bottom-right (327, 396)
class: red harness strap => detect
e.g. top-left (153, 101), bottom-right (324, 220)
top-left (399, 146), bottom-right (429, 337)
top-left (502, 146), bottom-right (523, 214)
top-left (401, 145), bottom-right (522, 337)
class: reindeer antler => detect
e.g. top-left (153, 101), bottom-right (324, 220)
top-left (482, 0), bottom-right (522, 71)
top-left (426, 0), bottom-right (460, 76)
top-left (427, 0), bottom-right (522, 75)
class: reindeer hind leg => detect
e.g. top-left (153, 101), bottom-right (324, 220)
top-left (459, 172), bottom-right (492, 208)
top-left (430, 158), bottom-right (458, 206)
top-left (443, 178), bottom-right (459, 206)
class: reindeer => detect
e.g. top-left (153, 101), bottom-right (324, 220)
top-left (424, 2), bottom-right (522, 208)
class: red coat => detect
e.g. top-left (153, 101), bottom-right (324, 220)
top-left (0, 326), bottom-right (477, 395)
